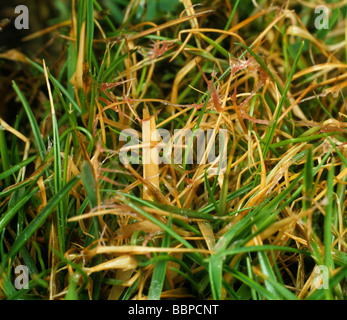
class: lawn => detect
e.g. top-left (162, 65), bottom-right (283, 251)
top-left (0, 0), bottom-right (346, 300)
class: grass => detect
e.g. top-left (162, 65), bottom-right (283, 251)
top-left (0, 0), bottom-right (346, 300)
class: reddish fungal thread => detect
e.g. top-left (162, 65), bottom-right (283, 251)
top-left (149, 41), bottom-right (171, 59)
top-left (196, 62), bottom-right (222, 111)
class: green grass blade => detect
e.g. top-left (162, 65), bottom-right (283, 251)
top-left (303, 147), bottom-right (313, 211)
top-left (257, 250), bottom-right (279, 298)
top-left (211, 245), bottom-right (309, 260)
top-left (26, 58), bottom-right (81, 114)
top-left (323, 158), bottom-right (335, 300)
top-left (86, 0), bottom-right (94, 67)
top-left (0, 161), bottom-right (50, 199)
top-left (224, 265), bottom-right (278, 300)
top-left (324, 159), bottom-right (334, 270)
top-left (81, 160), bottom-right (97, 208)
top-left (12, 81), bottom-right (46, 160)
top-left (260, 275), bottom-right (298, 300)
top-left (0, 155), bottom-right (37, 182)
top-left (118, 192), bottom-right (218, 220)
top-left (2, 176), bottom-right (79, 267)
top-left (271, 131), bottom-right (344, 149)
top-left (147, 216), bottom-right (172, 300)
top-left (202, 182), bottom-right (253, 214)
top-left (0, 186), bottom-right (40, 234)
top-left (199, 33), bottom-right (230, 58)
top-left (44, 63), bottom-right (64, 254)
top-left (246, 257), bottom-right (257, 300)
top-left (0, 129), bottom-right (11, 186)
top-left (262, 41), bottom-right (304, 158)
top-left (118, 192), bottom-right (205, 266)
top-left (65, 274), bottom-right (80, 300)
top-left (204, 170), bottom-right (221, 215)
top-left (80, 160), bottom-right (102, 300)
top-left (209, 255), bottom-right (223, 300)
top-left (81, 160), bottom-right (102, 299)
top-left (224, 0), bottom-right (240, 30)
top-left (327, 137), bottom-right (347, 168)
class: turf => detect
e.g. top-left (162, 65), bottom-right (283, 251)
top-left (0, 0), bottom-right (346, 300)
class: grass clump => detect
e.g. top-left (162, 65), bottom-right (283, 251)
top-left (0, 0), bottom-right (346, 300)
